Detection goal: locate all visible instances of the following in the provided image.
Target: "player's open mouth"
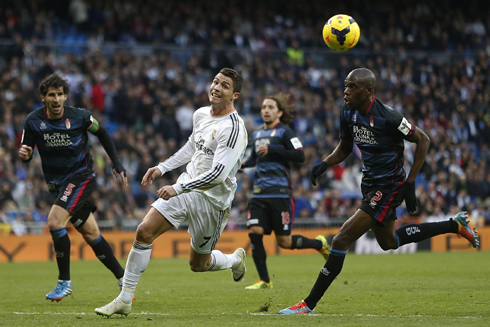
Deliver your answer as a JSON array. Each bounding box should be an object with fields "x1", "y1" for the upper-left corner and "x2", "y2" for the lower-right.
[{"x1": 211, "y1": 92, "x2": 221, "y2": 99}]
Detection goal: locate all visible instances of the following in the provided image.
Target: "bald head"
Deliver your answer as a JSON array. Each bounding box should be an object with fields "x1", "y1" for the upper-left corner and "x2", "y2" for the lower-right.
[
  {"x1": 343, "y1": 68, "x2": 377, "y2": 112},
  {"x1": 348, "y1": 68, "x2": 376, "y2": 93}
]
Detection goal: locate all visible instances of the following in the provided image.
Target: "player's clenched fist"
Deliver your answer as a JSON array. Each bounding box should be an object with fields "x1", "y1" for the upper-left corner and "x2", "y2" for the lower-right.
[{"x1": 19, "y1": 144, "x2": 33, "y2": 161}]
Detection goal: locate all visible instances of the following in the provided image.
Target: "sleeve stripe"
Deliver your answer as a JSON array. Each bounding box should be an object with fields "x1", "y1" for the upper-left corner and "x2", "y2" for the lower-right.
[
  {"x1": 226, "y1": 113, "x2": 239, "y2": 149},
  {"x1": 409, "y1": 124, "x2": 415, "y2": 136},
  {"x1": 183, "y1": 163, "x2": 225, "y2": 190},
  {"x1": 183, "y1": 163, "x2": 224, "y2": 189}
]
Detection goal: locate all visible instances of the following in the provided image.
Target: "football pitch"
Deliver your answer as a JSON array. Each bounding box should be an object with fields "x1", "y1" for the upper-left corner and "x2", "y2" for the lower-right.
[{"x1": 1, "y1": 251, "x2": 489, "y2": 326}]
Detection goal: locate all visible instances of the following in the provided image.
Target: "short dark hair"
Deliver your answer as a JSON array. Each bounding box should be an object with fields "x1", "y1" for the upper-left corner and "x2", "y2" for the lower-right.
[
  {"x1": 38, "y1": 73, "x2": 70, "y2": 96},
  {"x1": 219, "y1": 68, "x2": 243, "y2": 93},
  {"x1": 266, "y1": 92, "x2": 295, "y2": 125}
]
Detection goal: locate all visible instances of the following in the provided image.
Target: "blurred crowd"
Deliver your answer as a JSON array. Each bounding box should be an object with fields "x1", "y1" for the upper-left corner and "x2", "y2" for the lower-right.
[
  {"x1": 1, "y1": 0, "x2": 489, "y2": 52},
  {"x1": 0, "y1": 0, "x2": 490, "y2": 235}
]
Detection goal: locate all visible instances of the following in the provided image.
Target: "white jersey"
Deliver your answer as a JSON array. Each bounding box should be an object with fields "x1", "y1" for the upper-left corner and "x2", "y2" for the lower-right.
[{"x1": 157, "y1": 106, "x2": 248, "y2": 210}]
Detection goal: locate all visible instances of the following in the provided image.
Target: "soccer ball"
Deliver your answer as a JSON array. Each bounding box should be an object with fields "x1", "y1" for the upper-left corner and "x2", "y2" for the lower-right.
[{"x1": 322, "y1": 14, "x2": 360, "y2": 52}]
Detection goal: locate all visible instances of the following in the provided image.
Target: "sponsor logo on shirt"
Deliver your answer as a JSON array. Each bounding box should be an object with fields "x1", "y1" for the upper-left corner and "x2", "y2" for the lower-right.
[
  {"x1": 254, "y1": 138, "x2": 270, "y2": 152},
  {"x1": 195, "y1": 136, "x2": 215, "y2": 155},
  {"x1": 43, "y1": 133, "x2": 74, "y2": 147},
  {"x1": 352, "y1": 125, "x2": 379, "y2": 145}
]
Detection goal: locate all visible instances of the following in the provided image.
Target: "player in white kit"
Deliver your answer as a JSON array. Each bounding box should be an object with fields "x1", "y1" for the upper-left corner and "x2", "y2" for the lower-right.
[{"x1": 95, "y1": 68, "x2": 248, "y2": 317}]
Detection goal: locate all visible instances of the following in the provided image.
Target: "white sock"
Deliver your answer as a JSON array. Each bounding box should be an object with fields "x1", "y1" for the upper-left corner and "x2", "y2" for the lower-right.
[
  {"x1": 118, "y1": 240, "x2": 153, "y2": 303},
  {"x1": 206, "y1": 250, "x2": 238, "y2": 271}
]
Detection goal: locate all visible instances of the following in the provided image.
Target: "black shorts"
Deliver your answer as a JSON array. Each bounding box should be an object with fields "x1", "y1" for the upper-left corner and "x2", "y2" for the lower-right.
[
  {"x1": 246, "y1": 198, "x2": 294, "y2": 236},
  {"x1": 51, "y1": 173, "x2": 97, "y2": 228},
  {"x1": 359, "y1": 182, "x2": 404, "y2": 225}
]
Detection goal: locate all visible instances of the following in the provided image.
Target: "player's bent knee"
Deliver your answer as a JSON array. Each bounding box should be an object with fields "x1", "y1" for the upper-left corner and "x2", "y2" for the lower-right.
[
  {"x1": 378, "y1": 240, "x2": 398, "y2": 251},
  {"x1": 189, "y1": 265, "x2": 206, "y2": 272},
  {"x1": 189, "y1": 262, "x2": 207, "y2": 272},
  {"x1": 249, "y1": 232, "x2": 264, "y2": 246},
  {"x1": 81, "y1": 232, "x2": 99, "y2": 244},
  {"x1": 331, "y1": 233, "x2": 351, "y2": 251},
  {"x1": 47, "y1": 221, "x2": 59, "y2": 231},
  {"x1": 47, "y1": 217, "x2": 66, "y2": 230},
  {"x1": 277, "y1": 242, "x2": 289, "y2": 249},
  {"x1": 276, "y1": 238, "x2": 291, "y2": 249},
  {"x1": 135, "y1": 224, "x2": 155, "y2": 244}
]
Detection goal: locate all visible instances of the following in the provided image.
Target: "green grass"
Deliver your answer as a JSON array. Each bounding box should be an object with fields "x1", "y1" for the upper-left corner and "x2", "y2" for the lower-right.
[{"x1": 1, "y1": 251, "x2": 489, "y2": 326}]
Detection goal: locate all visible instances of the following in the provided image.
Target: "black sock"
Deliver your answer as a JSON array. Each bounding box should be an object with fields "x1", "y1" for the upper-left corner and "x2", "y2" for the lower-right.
[
  {"x1": 249, "y1": 233, "x2": 269, "y2": 283},
  {"x1": 304, "y1": 248, "x2": 347, "y2": 309},
  {"x1": 395, "y1": 219, "x2": 458, "y2": 247},
  {"x1": 50, "y1": 227, "x2": 71, "y2": 280},
  {"x1": 89, "y1": 234, "x2": 125, "y2": 279},
  {"x1": 291, "y1": 235, "x2": 322, "y2": 250}
]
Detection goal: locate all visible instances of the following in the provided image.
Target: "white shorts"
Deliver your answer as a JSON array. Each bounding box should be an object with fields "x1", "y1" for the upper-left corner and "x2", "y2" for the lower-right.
[{"x1": 151, "y1": 173, "x2": 229, "y2": 254}]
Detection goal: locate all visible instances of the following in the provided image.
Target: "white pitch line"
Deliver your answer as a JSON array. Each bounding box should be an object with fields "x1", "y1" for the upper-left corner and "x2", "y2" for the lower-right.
[
  {"x1": 249, "y1": 312, "x2": 483, "y2": 319},
  {"x1": 11, "y1": 312, "x2": 483, "y2": 319},
  {"x1": 12, "y1": 312, "x2": 170, "y2": 316}
]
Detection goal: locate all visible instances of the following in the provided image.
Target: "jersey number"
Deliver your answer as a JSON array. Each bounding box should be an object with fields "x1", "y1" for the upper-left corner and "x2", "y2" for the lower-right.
[
  {"x1": 64, "y1": 183, "x2": 76, "y2": 196},
  {"x1": 199, "y1": 236, "x2": 212, "y2": 248},
  {"x1": 370, "y1": 191, "x2": 383, "y2": 208}
]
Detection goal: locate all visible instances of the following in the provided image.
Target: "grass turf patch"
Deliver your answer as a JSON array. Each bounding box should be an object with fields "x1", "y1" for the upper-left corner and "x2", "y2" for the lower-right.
[{"x1": 1, "y1": 251, "x2": 489, "y2": 326}]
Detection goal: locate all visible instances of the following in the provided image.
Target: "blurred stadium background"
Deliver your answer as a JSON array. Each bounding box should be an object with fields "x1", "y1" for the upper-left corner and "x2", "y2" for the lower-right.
[{"x1": 0, "y1": 0, "x2": 489, "y2": 246}]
